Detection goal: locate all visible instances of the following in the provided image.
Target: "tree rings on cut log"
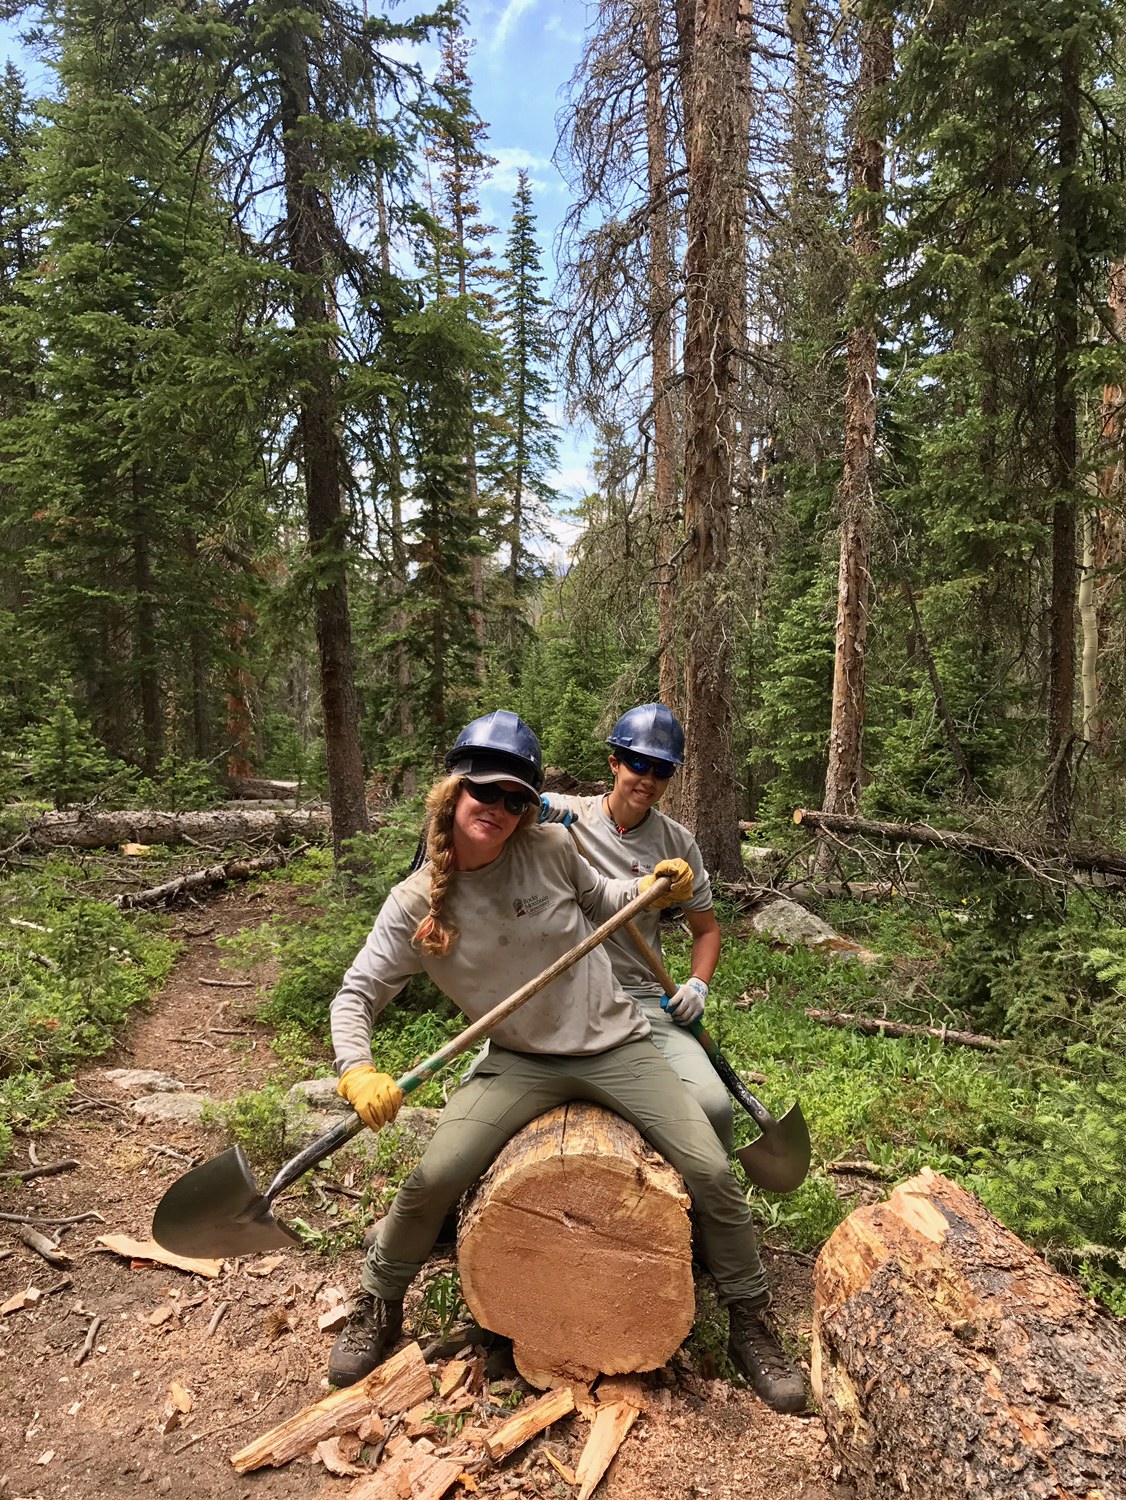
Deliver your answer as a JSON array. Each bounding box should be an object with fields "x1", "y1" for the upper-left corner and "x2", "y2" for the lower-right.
[
  {"x1": 458, "y1": 1102, "x2": 693, "y2": 1389},
  {"x1": 812, "y1": 1167, "x2": 1126, "y2": 1500}
]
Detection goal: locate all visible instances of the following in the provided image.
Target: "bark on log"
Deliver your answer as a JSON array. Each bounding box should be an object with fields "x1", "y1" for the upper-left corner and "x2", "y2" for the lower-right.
[
  {"x1": 812, "y1": 1168, "x2": 1126, "y2": 1500},
  {"x1": 794, "y1": 806, "x2": 1126, "y2": 879},
  {"x1": 15, "y1": 808, "x2": 331, "y2": 852},
  {"x1": 226, "y1": 777, "x2": 301, "y2": 801},
  {"x1": 458, "y1": 1102, "x2": 693, "y2": 1390}
]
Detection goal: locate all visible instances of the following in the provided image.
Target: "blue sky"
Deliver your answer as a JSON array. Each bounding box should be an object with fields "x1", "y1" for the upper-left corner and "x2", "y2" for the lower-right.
[{"x1": 0, "y1": 0, "x2": 593, "y2": 552}]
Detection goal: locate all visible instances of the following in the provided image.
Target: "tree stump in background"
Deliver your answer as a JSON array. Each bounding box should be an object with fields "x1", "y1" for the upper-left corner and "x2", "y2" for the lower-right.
[
  {"x1": 812, "y1": 1167, "x2": 1126, "y2": 1500},
  {"x1": 458, "y1": 1102, "x2": 694, "y2": 1389}
]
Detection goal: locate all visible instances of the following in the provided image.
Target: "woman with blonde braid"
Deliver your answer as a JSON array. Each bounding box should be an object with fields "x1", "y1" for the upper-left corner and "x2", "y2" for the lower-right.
[{"x1": 327, "y1": 711, "x2": 805, "y2": 1415}]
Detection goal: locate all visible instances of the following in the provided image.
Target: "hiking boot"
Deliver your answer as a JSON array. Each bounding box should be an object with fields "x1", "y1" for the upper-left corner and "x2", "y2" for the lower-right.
[
  {"x1": 727, "y1": 1300, "x2": 807, "y2": 1414},
  {"x1": 327, "y1": 1292, "x2": 403, "y2": 1388}
]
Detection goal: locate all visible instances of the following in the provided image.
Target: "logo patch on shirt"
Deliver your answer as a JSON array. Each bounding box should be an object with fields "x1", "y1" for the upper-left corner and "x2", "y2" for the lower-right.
[
  {"x1": 512, "y1": 894, "x2": 549, "y2": 918},
  {"x1": 627, "y1": 860, "x2": 651, "y2": 876}
]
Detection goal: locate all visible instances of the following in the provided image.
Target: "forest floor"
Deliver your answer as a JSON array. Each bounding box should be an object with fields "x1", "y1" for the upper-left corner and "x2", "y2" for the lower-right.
[{"x1": 0, "y1": 880, "x2": 850, "y2": 1500}]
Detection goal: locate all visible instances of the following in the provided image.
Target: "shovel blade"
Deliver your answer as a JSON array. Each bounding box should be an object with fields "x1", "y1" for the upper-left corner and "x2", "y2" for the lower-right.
[
  {"x1": 735, "y1": 1102, "x2": 812, "y2": 1194},
  {"x1": 151, "y1": 1145, "x2": 301, "y2": 1258}
]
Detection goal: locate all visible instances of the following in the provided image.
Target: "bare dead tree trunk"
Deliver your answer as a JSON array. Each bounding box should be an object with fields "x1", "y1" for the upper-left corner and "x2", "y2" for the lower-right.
[
  {"x1": 817, "y1": 14, "x2": 891, "y2": 875},
  {"x1": 645, "y1": 0, "x2": 682, "y2": 734},
  {"x1": 132, "y1": 467, "x2": 163, "y2": 776},
  {"x1": 277, "y1": 27, "x2": 369, "y2": 860},
  {"x1": 671, "y1": 0, "x2": 748, "y2": 879},
  {"x1": 1045, "y1": 36, "x2": 1081, "y2": 840}
]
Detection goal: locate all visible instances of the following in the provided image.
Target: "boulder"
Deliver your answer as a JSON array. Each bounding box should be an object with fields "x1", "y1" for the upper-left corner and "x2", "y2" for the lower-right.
[
  {"x1": 103, "y1": 1068, "x2": 186, "y2": 1094},
  {"x1": 130, "y1": 1092, "x2": 210, "y2": 1126}
]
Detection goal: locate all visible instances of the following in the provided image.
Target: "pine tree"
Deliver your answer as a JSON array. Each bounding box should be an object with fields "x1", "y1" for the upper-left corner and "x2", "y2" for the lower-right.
[{"x1": 492, "y1": 169, "x2": 558, "y2": 678}]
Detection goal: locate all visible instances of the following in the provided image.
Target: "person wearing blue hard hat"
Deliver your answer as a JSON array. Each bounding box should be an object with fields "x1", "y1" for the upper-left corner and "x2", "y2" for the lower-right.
[{"x1": 323, "y1": 709, "x2": 805, "y2": 1416}]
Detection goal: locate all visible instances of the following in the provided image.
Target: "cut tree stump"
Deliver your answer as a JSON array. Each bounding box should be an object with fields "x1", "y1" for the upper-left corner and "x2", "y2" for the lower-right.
[
  {"x1": 812, "y1": 1167, "x2": 1126, "y2": 1500},
  {"x1": 458, "y1": 1101, "x2": 693, "y2": 1389}
]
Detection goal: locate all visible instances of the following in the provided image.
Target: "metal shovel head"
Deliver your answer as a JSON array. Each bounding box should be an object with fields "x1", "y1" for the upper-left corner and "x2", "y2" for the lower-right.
[
  {"x1": 151, "y1": 1145, "x2": 302, "y2": 1259},
  {"x1": 735, "y1": 1102, "x2": 812, "y2": 1194}
]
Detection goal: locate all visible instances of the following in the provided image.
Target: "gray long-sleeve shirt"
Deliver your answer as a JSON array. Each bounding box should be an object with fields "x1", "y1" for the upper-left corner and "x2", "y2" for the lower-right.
[
  {"x1": 540, "y1": 794, "x2": 713, "y2": 1000},
  {"x1": 330, "y1": 824, "x2": 652, "y2": 1075}
]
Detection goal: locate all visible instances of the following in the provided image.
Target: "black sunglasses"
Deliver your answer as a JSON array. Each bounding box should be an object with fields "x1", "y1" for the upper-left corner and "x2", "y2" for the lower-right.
[
  {"x1": 461, "y1": 780, "x2": 534, "y2": 816},
  {"x1": 613, "y1": 751, "x2": 677, "y2": 780}
]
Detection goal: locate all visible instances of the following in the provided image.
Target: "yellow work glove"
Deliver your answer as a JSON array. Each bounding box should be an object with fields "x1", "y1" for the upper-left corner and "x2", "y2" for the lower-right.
[
  {"x1": 336, "y1": 1065, "x2": 404, "y2": 1130},
  {"x1": 639, "y1": 857, "x2": 694, "y2": 908}
]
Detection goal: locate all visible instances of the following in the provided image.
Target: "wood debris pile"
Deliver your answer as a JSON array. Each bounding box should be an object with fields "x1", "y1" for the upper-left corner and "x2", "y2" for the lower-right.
[{"x1": 231, "y1": 1340, "x2": 647, "y2": 1500}]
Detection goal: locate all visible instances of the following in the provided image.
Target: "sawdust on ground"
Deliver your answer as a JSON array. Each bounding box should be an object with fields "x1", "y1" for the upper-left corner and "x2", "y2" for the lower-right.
[{"x1": 0, "y1": 882, "x2": 850, "y2": 1500}]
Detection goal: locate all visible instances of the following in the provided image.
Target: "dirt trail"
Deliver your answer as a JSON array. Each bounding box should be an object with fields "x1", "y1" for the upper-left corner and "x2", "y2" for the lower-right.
[{"x1": 0, "y1": 883, "x2": 847, "y2": 1500}]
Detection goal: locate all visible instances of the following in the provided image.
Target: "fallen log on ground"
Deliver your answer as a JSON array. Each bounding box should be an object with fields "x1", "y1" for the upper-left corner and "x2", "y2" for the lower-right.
[
  {"x1": 812, "y1": 1167, "x2": 1126, "y2": 1499},
  {"x1": 804, "y1": 1007, "x2": 1007, "y2": 1051},
  {"x1": 113, "y1": 849, "x2": 299, "y2": 910},
  {"x1": 225, "y1": 776, "x2": 301, "y2": 801},
  {"x1": 11, "y1": 807, "x2": 331, "y2": 852},
  {"x1": 458, "y1": 1101, "x2": 694, "y2": 1389},
  {"x1": 794, "y1": 806, "x2": 1126, "y2": 880}
]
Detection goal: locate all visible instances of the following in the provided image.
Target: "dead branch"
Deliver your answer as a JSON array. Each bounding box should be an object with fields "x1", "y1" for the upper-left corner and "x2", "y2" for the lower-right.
[
  {"x1": 73, "y1": 1314, "x2": 102, "y2": 1366},
  {"x1": 114, "y1": 847, "x2": 304, "y2": 911},
  {"x1": 6, "y1": 1158, "x2": 79, "y2": 1182},
  {"x1": 0, "y1": 1210, "x2": 104, "y2": 1226},
  {"x1": 793, "y1": 807, "x2": 1126, "y2": 880},
  {"x1": 16, "y1": 1224, "x2": 71, "y2": 1266},
  {"x1": 804, "y1": 1008, "x2": 1007, "y2": 1052}
]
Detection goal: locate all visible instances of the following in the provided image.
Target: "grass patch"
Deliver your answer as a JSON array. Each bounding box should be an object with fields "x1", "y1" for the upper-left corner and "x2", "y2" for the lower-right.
[{"x1": 0, "y1": 863, "x2": 176, "y2": 1164}]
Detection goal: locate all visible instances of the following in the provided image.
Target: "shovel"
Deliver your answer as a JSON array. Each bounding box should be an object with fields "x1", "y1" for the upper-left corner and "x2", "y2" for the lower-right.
[
  {"x1": 568, "y1": 826, "x2": 811, "y2": 1193},
  {"x1": 151, "y1": 876, "x2": 673, "y2": 1259}
]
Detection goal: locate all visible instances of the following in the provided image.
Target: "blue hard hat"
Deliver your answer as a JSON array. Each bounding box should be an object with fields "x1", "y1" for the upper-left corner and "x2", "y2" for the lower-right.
[
  {"x1": 606, "y1": 703, "x2": 685, "y2": 765},
  {"x1": 445, "y1": 710, "x2": 544, "y2": 793}
]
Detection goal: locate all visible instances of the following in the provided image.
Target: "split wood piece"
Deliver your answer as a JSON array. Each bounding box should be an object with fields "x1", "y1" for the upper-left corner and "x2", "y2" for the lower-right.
[
  {"x1": 792, "y1": 806, "x2": 1126, "y2": 880},
  {"x1": 6, "y1": 1157, "x2": 79, "y2": 1182},
  {"x1": 574, "y1": 1401, "x2": 640, "y2": 1500},
  {"x1": 804, "y1": 1008, "x2": 1007, "y2": 1052},
  {"x1": 95, "y1": 1235, "x2": 222, "y2": 1279},
  {"x1": 812, "y1": 1167, "x2": 1126, "y2": 1499},
  {"x1": 404, "y1": 1451, "x2": 464, "y2": 1500},
  {"x1": 437, "y1": 1358, "x2": 470, "y2": 1398},
  {"x1": 459, "y1": 1101, "x2": 693, "y2": 1389},
  {"x1": 483, "y1": 1385, "x2": 575, "y2": 1462},
  {"x1": 16, "y1": 1224, "x2": 70, "y2": 1267},
  {"x1": 114, "y1": 849, "x2": 301, "y2": 911},
  {"x1": 230, "y1": 1340, "x2": 432, "y2": 1472},
  {"x1": 19, "y1": 807, "x2": 331, "y2": 853}
]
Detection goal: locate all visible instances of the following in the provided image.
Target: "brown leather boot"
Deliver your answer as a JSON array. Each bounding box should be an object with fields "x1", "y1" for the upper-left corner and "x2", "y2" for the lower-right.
[
  {"x1": 327, "y1": 1292, "x2": 403, "y2": 1388},
  {"x1": 727, "y1": 1300, "x2": 807, "y2": 1414}
]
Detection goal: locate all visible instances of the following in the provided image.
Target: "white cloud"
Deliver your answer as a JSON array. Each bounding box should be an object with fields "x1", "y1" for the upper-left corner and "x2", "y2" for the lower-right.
[
  {"x1": 490, "y1": 0, "x2": 539, "y2": 52},
  {"x1": 486, "y1": 147, "x2": 558, "y2": 200}
]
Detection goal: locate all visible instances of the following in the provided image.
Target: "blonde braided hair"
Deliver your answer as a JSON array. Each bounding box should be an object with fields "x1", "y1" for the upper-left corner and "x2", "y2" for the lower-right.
[{"x1": 412, "y1": 773, "x2": 537, "y2": 955}]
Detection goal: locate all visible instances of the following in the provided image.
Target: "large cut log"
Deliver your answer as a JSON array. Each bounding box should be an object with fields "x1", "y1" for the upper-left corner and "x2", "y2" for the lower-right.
[
  {"x1": 812, "y1": 1167, "x2": 1126, "y2": 1500},
  {"x1": 14, "y1": 807, "x2": 331, "y2": 851},
  {"x1": 458, "y1": 1102, "x2": 693, "y2": 1389}
]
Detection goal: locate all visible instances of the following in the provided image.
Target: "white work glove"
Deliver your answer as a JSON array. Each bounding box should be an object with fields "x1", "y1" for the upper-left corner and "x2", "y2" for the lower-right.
[{"x1": 665, "y1": 976, "x2": 708, "y2": 1025}]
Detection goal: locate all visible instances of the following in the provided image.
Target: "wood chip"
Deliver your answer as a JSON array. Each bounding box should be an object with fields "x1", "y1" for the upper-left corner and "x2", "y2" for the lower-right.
[
  {"x1": 318, "y1": 1303, "x2": 350, "y2": 1333},
  {"x1": 544, "y1": 1448, "x2": 576, "y2": 1484},
  {"x1": 574, "y1": 1401, "x2": 639, "y2": 1500},
  {"x1": 437, "y1": 1359, "x2": 469, "y2": 1398},
  {"x1": 168, "y1": 1381, "x2": 193, "y2": 1413},
  {"x1": 314, "y1": 1436, "x2": 367, "y2": 1476},
  {"x1": 407, "y1": 1450, "x2": 464, "y2": 1500},
  {"x1": 96, "y1": 1235, "x2": 222, "y2": 1279},
  {"x1": 245, "y1": 1254, "x2": 284, "y2": 1277},
  {"x1": 146, "y1": 1305, "x2": 175, "y2": 1326},
  {"x1": 484, "y1": 1387, "x2": 576, "y2": 1463},
  {"x1": 356, "y1": 1413, "x2": 385, "y2": 1443},
  {"x1": 1, "y1": 1286, "x2": 41, "y2": 1315}
]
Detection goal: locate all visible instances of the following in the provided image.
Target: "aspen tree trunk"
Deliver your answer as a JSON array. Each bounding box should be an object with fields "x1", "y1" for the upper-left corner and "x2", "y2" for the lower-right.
[
  {"x1": 672, "y1": 0, "x2": 748, "y2": 879},
  {"x1": 276, "y1": 27, "x2": 369, "y2": 858},
  {"x1": 645, "y1": 0, "x2": 682, "y2": 738},
  {"x1": 1045, "y1": 37, "x2": 1081, "y2": 840},
  {"x1": 817, "y1": 13, "x2": 891, "y2": 875},
  {"x1": 1093, "y1": 259, "x2": 1126, "y2": 760}
]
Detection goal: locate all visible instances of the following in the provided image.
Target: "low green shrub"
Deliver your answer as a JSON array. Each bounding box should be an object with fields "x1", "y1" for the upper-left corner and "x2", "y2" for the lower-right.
[{"x1": 0, "y1": 871, "x2": 176, "y2": 1162}]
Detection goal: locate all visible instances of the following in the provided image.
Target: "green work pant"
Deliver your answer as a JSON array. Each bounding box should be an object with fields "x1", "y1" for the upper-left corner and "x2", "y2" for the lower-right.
[
  {"x1": 633, "y1": 991, "x2": 735, "y2": 1153},
  {"x1": 362, "y1": 1038, "x2": 767, "y2": 1306}
]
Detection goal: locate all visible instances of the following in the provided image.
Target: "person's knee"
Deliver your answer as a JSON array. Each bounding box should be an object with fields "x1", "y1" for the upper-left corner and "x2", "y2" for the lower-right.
[{"x1": 696, "y1": 1080, "x2": 734, "y2": 1142}]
